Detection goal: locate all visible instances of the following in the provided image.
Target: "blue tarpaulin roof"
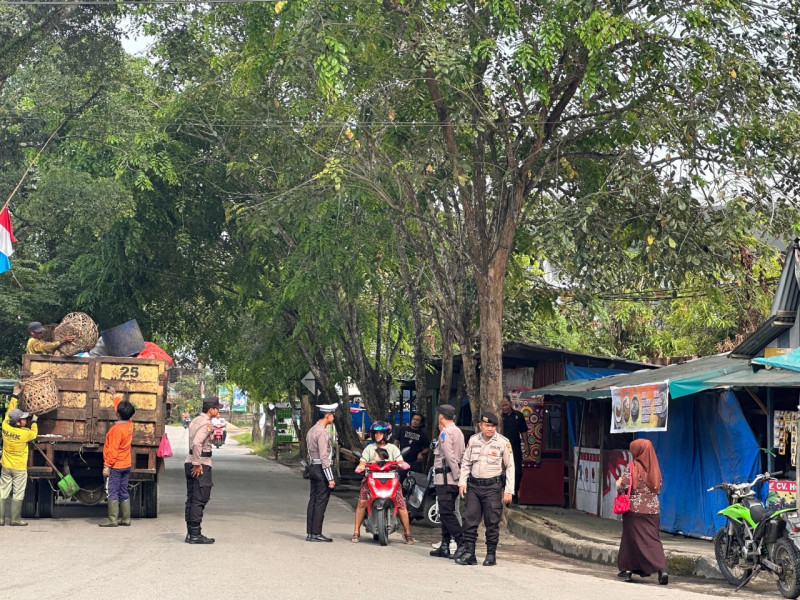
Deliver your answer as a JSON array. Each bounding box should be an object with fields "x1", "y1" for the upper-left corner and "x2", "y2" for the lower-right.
[{"x1": 752, "y1": 348, "x2": 800, "y2": 373}]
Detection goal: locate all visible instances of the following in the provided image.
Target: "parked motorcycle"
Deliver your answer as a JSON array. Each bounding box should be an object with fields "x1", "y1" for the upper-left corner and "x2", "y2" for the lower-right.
[
  {"x1": 212, "y1": 424, "x2": 226, "y2": 448},
  {"x1": 361, "y1": 459, "x2": 406, "y2": 546},
  {"x1": 709, "y1": 471, "x2": 800, "y2": 598},
  {"x1": 402, "y1": 467, "x2": 440, "y2": 528}
]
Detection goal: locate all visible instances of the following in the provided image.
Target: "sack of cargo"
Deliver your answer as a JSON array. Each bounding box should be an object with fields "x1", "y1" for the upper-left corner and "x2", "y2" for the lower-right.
[
  {"x1": 18, "y1": 371, "x2": 60, "y2": 415},
  {"x1": 137, "y1": 341, "x2": 173, "y2": 366},
  {"x1": 54, "y1": 312, "x2": 99, "y2": 356}
]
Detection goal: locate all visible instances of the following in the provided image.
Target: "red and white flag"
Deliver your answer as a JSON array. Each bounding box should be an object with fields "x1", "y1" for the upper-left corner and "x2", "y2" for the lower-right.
[{"x1": 0, "y1": 206, "x2": 17, "y2": 274}]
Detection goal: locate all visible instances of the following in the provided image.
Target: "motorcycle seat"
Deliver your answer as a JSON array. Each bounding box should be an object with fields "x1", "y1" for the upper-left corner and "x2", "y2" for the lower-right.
[{"x1": 749, "y1": 504, "x2": 782, "y2": 523}]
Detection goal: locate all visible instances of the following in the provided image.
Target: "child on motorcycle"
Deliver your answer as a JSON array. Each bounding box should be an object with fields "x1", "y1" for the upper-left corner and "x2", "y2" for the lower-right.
[{"x1": 351, "y1": 422, "x2": 414, "y2": 545}]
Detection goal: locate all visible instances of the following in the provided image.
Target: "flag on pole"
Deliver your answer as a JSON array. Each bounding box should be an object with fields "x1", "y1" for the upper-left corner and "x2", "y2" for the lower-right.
[{"x1": 0, "y1": 206, "x2": 17, "y2": 274}]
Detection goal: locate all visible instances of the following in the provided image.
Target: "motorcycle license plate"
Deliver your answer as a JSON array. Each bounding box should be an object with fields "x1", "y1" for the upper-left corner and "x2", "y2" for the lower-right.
[{"x1": 372, "y1": 473, "x2": 395, "y2": 479}]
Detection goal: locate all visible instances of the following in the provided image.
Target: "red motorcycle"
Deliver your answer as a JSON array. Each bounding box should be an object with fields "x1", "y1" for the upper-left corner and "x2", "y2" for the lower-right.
[{"x1": 363, "y1": 460, "x2": 405, "y2": 546}]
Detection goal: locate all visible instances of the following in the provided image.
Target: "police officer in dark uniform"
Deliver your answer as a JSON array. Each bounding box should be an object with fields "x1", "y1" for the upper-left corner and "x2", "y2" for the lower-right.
[
  {"x1": 456, "y1": 412, "x2": 514, "y2": 566},
  {"x1": 184, "y1": 397, "x2": 220, "y2": 544},
  {"x1": 501, "y1": 394, "x2": 528, "y2": 504},
  {"x1": 429, "y1": 404, "x2": 465, "y2": 559},
  {"x1": 306, "y1": 403, "x2": 337, "y2": 542}
]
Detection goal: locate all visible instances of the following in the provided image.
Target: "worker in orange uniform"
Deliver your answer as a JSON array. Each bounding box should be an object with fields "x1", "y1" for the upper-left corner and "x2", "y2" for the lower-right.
[{"x1": 99, "y1": 387, "x2": 136, "y2": 527}]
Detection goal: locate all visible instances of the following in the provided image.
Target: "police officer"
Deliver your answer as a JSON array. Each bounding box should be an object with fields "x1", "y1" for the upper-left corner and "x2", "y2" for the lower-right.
[
  {"x1": 501, "y1": 394, "x2": 528, "y2": 503},
  {"x1": 306, "y1": 403, "x2": 337, "y2": 542},
  {"x1": 429, "y1": 404, "x2": 465, "y2": 559},
  {"x1": 456, "y1": 412, "x2": 514, "y2": 566},
  {"x1": 184, "y1": 397, "x2": 220, "y2": 544}
]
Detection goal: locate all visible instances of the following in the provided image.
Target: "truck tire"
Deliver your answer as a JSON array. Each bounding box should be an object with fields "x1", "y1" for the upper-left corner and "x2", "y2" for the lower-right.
[
  {"x1": 21, "y1": 477, "x2": 37, "y2": 518},
  {"x1": 38, "y1": 480, "x2": 54, "y2": 518},
  {"x1": 141, "y1": 479, "x2": 158, "y2": 518}
]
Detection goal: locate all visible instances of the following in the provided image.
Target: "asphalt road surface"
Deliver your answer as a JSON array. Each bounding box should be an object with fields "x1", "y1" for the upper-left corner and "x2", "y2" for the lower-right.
[{"x1": 0, "y1": 426, "x2": 789, "y2": 600}]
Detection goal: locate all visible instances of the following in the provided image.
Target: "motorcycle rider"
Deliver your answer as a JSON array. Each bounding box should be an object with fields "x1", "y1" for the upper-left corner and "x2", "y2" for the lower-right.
[
  {"x1": 211, "y1": 414, "x2": 227, "y2": 444},
  {"x1": 351, "y1": 422, "x2": 414, "y2": 544}
]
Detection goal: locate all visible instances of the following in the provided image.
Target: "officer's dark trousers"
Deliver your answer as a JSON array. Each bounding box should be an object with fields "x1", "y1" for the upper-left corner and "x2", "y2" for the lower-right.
[
  {"x1": 462, "y1": 481, "x2": 503, "y2": 545},
  {"x1": 307, "y1": 464, "x2": 332, "y2": 535},
  {"x1": 184, "y1": 464, "x2": 213, "y2": 524},
  {"x1": 435, "y1": 484, "x2": 462, "y2": 542},
  {"x1": 512, "y1": 447, "x2": 522, "y2": 498}
]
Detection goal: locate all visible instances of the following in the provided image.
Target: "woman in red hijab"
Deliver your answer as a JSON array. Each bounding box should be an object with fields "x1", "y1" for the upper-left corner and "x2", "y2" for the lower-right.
[{"x1": 615, "y1": 438, "x2": 668, "y2": 584}]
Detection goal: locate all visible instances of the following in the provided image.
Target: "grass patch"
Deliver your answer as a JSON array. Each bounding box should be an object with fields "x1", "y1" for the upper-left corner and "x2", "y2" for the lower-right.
[{"x1": 233, "y1": 432, "x2": 272, "y2": 458}]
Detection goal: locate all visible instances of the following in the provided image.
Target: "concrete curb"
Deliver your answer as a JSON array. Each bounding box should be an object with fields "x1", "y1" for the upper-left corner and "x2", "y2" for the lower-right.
[{"x1": 506, "y1": 511, "x2": 722, "y2": 580}]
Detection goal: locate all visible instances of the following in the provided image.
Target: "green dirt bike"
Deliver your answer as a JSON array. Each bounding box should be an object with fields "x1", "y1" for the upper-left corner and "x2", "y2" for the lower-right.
[{"x1": 709, "y1": 471, "x2": 800, "y2": 599}]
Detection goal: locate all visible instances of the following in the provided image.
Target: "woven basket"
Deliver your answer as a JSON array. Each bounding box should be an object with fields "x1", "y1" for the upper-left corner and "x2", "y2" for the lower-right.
[
  {"x1": 18, "y1": 372, "x2": 60, "y2": 415},
  {"x1": 54, "y1": 312, "x2": 98, "y2": 356},
  {"x1": 41, "y1": 323, "x2": 58, "y2": 343}
]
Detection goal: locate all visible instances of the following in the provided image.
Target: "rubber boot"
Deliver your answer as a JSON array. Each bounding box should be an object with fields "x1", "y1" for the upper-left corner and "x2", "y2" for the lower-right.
[
  {"x1": 483, "y1": 543, "x2": 497, "y2": 566},
  {"x1": 455, "y1": 542, "x2": 478, "y2": 565},
  {"x1": 430, "y1": 535, "x2": 451, "y2": 558},
  {"x1": 186, "y1": 524, "x2": 215, "y2": 544},
  {"x1": 9, "y1": 499, "x2": 27, "y2": 526},
  {"x1": 98, "y1": 500, "x2": 119, "y2": 527},
  {"x1": 118, "y1": 499, "x2": 131, "y2": 526},
  {"x1": 0, "y1": 498, "x2": 6, "y2": 526}
]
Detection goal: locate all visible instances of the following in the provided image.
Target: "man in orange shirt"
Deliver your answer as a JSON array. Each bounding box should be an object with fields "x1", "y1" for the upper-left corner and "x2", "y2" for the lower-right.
[{"x1": 99, "y1": 388, "x2": 136, "y2": 527}]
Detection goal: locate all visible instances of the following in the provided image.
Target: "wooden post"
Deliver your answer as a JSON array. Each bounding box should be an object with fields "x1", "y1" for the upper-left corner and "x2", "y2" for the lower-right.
[{"x1": 767, "y1": 388, "x2": 774, "y2": 473}]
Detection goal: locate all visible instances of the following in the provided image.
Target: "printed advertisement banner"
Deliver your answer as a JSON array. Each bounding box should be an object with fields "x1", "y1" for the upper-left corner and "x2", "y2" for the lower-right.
[
  {"x1": 610, "y1": 382, "x2": 669, "y2": 433},
  {"x1": 767, "y1": 480, "x2": 797, "y2": 509},
  {"x1": 510, "y1": 392, "x2": 544, "y2": 465},
  {"x1": 232, "y1": 387, "x2": 248, "y2": 412}
]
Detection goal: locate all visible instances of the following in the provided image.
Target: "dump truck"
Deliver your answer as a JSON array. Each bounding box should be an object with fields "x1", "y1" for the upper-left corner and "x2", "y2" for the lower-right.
[{"x1": 11, "y1": 354, "x2": 170, "y2": 518}]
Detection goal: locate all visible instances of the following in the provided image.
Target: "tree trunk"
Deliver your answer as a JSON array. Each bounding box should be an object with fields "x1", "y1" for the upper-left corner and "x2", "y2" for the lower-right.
[
  {"x1": 263, "y1": 403, "x2": 276, "y2": 445},
  {"x1": 252, "y1": 403, "x2": 264, "y2": 443},
  {"x1": 299, "y1": 394, "x2": 313, "y2": 459},
  {"x1": 460, "y1": 345, "x2": 480, "y2": 426},
  {"x1": 438, "y1": 322, "x2": 454, "y2": 407}
]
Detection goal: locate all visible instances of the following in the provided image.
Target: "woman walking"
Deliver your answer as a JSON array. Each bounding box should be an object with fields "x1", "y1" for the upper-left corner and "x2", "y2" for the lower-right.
[{"x1": 616, "y1": 438, "x2": 668, "y2": 585}]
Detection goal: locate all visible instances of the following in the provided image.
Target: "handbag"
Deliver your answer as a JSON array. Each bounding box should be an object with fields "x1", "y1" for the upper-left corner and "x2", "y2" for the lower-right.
[
  {"x1": 612, "y1": 462, "x2": 634, "y2": 515},
  {"x1": 157, "y1": 433, "x2": 173, "y2": 458}
]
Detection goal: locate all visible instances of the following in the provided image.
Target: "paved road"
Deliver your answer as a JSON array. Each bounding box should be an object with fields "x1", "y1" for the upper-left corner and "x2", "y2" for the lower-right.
[{"x1": 0, "y1": 426, "x2": 786, "y2": 599}]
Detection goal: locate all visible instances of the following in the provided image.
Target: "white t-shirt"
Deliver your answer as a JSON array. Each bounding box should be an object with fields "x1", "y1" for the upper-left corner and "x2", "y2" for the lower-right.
[{"x1": 211, "y1": 417, "x2": 226, "y2": 428}]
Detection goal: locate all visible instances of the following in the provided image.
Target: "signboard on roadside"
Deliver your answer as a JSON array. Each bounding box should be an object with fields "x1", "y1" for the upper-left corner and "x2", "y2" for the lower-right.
[
  {"x1": 232, "y1": 387, "x2": 247, "y2": 412},
  {"x1": 610, "y1": 382, "x2": 669, "y2": 433}
]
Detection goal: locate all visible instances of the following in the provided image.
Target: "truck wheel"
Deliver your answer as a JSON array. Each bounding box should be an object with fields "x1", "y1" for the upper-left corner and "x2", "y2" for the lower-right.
[
  {"x1": 38, "y1": 480, "x2": 54, "y2": 518},
  {"x1": 21, "y1": 477, "x2": 37, "y2": 518},
  {"x1": 141, "y1": 479, "x2": 158, "y2": 518}
]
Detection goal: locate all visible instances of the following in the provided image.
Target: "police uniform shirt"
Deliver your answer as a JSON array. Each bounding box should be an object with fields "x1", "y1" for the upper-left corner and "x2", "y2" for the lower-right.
[
  {"x1": 433, "y1": 422, "x2": 465, "y2": 486},
  {"x1": 307, "y1": 422, "x2": 334, "y2": 481},
  {"x1": 459, "y1": 431, "x2": 515, "y2": 496},
  {"x1": 185, "y1": 413, "x2": 213, "y2": 467}
]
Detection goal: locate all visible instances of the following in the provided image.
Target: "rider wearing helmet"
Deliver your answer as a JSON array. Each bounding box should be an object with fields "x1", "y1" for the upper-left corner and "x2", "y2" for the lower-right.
[{"x1": 351, "y1": 421, "x2": 414, "y2": 544}]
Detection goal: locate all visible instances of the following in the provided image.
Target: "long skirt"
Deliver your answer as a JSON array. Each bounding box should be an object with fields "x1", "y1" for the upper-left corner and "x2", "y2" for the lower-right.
[{"x1": 618, "y1": 512, "x2": 667, "y2": 576}]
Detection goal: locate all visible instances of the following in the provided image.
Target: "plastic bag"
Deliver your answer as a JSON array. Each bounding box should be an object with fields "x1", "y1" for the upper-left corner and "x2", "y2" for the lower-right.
[{"x1": 157, "y1": 433, "x2": 173, "y2": 458}]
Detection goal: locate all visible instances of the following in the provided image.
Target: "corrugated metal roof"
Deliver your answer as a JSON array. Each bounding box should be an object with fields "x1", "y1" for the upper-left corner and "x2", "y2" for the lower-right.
[
  {"x1": 730, "y1": 311, "x2": 796, "y2": 358},
  {"x1": 0, "y1": 379, "x2": 15, "y2": 395},
  {"x1": 770, "y1": 241, "x2": 800, "y2": 315},
  {"x1": 705, "y1": 367, "x2": 800, "y2": 388},
  {"x1": 531, "y1": 354, "x2": 751, "y2": 399}
]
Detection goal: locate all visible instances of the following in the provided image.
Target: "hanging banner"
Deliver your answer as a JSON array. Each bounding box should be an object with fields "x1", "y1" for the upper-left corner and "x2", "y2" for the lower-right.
[
  {"x1": 511, "y1": 392, "x2": 544, "y2": 466},
  {"x1": 610, "y1": 382, "x2": 669, "y2": 433},
  {"x1": 232, "y1": 387, "x2": 248, "y2": 412}
]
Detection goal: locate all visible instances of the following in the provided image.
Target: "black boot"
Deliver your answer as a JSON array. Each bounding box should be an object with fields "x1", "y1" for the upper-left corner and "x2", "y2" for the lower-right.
[
  {"x1": 430, "y1": 536, "x2": 451, "y2": 558},
  {"x1": 658, "y1": 570, "x2": 668, "y2": 585},
  {"x1": 451, "y1": 538, "x2": 467, "y2": 560},
  {"x1": 185, "y1": 524, "x2": 215, "y2": 544},
  {"x1": 455, "y1": 542, "x2": 477, "y2": 565},
  {"x1": 483, "y1": 543, "x2": 497, "y2": 566}
]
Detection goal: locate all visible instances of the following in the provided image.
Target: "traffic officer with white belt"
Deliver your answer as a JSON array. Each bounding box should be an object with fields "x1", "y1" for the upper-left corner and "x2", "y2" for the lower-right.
[
  {"x1": 306, "y1": 403, "x2": 337, "y2": 542},
  {"x1": 456, "y1": 412, "x2": 514, "y2": 566},
  {"x1": 429, "y1": 404, "x2": 465, "y2": 559}
]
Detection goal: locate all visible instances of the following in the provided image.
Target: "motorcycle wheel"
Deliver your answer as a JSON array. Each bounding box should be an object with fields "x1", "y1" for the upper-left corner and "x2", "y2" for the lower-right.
[
  {"x1": 714, "y1": 527, "x2": 753, "y2": 587},
  {"x1": 213, "y1": 438, "x2": 223, "y2": 448},
  {"x1": 377, "y1": 509, "x2": 389, "y2": 546},
  {"x1": 773, "y1": 537, "x2": 800, "y2": 599},
  {"x1": 422, "y1": 496, "x2": 440, "y2": 528}
]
